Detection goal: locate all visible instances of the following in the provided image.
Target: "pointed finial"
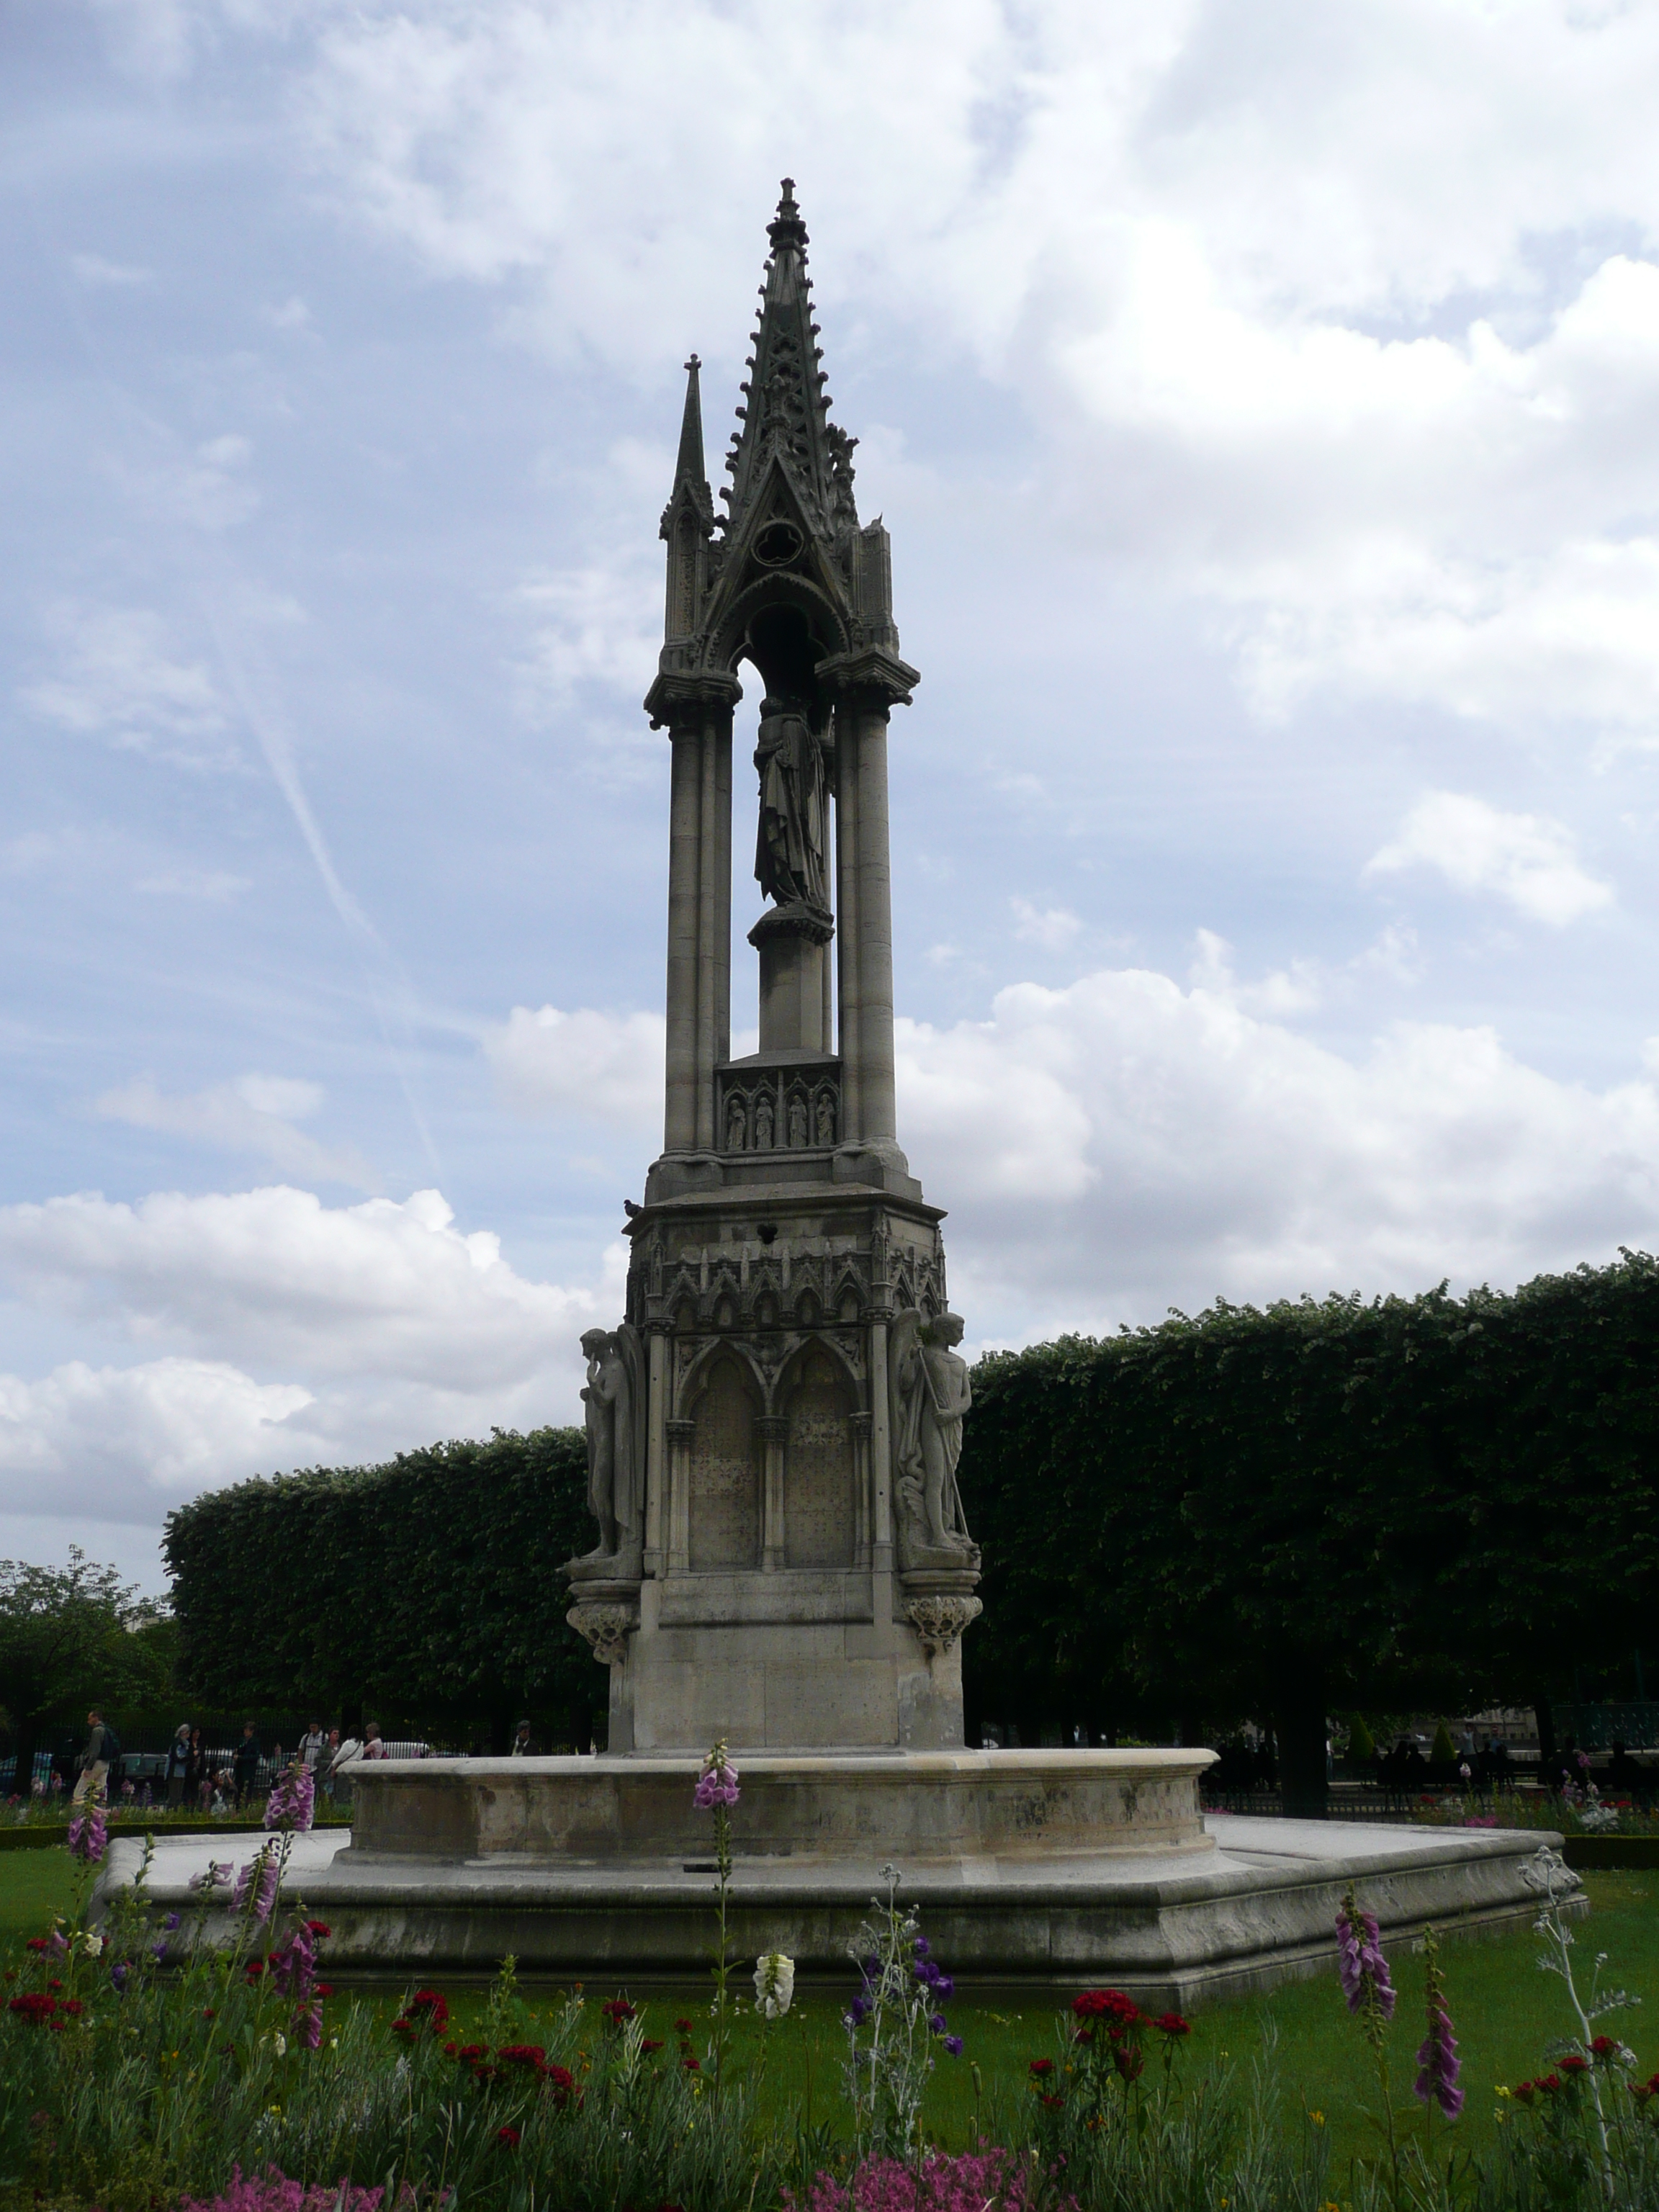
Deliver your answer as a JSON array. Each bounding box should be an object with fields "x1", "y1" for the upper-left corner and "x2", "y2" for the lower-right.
[
  {"x1": 673, "y1": 351, "x2": 707, "y2": 492},
  {"x1": 768, "y1": 177, "x2": 809, "y2": 256}
]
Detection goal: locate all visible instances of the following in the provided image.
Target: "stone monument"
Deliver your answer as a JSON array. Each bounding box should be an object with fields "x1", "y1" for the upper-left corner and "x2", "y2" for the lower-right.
[
  {"x1": 97, "y1": 185, "x2": 1575, "y2": 1998},
  {"x1": 563, "y1": 178, "x2": 981, "y2": 1757}
]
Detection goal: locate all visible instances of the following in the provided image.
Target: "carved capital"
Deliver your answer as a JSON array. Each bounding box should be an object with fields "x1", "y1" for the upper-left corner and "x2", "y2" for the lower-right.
[
  {"x1": 567, "y1": 1599, "x2": 639, "y2": 1667},
  {"x1": 848, "y1": 1411, "x2": 873, "y2": 1438},
  {"x1": 747, "y1": 899, "x2": 835, "y2": 950},
  {"x1": 904, "y1": 1593, "x2": 982, "y2": 1658},
  {"x1": 755, "y1": 1414, "x2": 789, "y2": 1444},
  {"x1": 816, "y1": 647, "x2": 920, "y2": 711},
  {"x1": 665, "y1": 1418, "x2": 697, "y2": 1443},
  {"x1": 644, "y1": 669, "x2": 744, "y2": 732}
]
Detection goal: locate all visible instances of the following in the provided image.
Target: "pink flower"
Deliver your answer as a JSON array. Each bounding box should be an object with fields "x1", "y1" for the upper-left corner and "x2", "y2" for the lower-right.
[
  {"x1": 264, "y1": 1761, "x2": 315, "y2": 1835},
  {"x1": 233, "y1": 1852, "x2": 281, "y2": 1924}
]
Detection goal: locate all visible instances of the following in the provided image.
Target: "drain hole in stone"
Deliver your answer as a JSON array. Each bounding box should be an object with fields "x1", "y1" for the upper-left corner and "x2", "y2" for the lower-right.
[{"x1": 682, "y1": 1861, "x2": 719, "y2": 1873}]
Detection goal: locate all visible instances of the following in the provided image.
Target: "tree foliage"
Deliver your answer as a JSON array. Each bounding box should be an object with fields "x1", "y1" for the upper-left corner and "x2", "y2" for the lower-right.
[
  {"x1": 0, "y1": 1548, "x2": 164, "y2": 1791},
  {"x1": 163, "y1": 1426, "x2": 599, "y2": 1750},
  {"x1": 958, "y1": 1252, "x2": 1659, "y2": 1808}
]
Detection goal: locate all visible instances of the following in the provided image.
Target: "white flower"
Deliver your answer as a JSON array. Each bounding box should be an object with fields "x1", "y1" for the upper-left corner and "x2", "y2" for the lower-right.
[
  {"x1": 266, "y1": 2031, "x2": 287, "y2": 2057},
  {"x1": 754, "y1": 1951, "x2": 796, "y2": 2020}
]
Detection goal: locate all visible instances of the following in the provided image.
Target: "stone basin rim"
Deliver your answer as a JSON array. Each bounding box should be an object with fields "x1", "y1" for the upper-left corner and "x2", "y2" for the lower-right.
[{"x1": 349, "y1": 1749, "x2": 1218, "y2": 1777}]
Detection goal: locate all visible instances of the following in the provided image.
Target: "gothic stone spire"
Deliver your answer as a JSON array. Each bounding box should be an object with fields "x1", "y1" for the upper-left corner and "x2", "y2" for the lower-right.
[{"x1": 721, "y1": 179, "x2": 858, "y2": 542}]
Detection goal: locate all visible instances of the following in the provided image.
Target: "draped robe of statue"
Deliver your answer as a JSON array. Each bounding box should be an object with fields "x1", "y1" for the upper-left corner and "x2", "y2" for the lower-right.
[
  {"x1": 891, "y1": 1310, "x2": 979, "y2": 1568},
  {"x1": 754, "y1": 701, "x2": 828, "y2": 910}
]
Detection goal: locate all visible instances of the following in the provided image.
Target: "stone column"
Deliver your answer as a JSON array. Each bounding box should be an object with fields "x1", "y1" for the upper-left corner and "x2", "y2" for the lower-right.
[
  {"x1": 833, "y1": 701, "x2": 862, "y2": 1136},
  {"x1": 868, "y1": 1318, "x2": 893, "y2": 1573},
  {"x1": 643, "y1": 1331, "x2": 667, "y2": 1575},
  {"x1": 850, "y1": 1408, "x2": 873, "y2": 1566},
  {"x1": 646, "y1": 673, "x2": 741, "y2": 1156},
  {"x1": 853, "y1": 700, "x2": 896, "y2": 1145},
  {"x1": 757, "y1": 1414, "x2": 788, "y2": 1572},
  {"x1": 665, "y1": 1417, "x2": 695, "y2": 1574},
  {"x1": 820, "y1": 652, "x2": 917, "y2": 1148},
  {"x1": 664, "y1": 727, "x2": 701, "y2": 1153}
]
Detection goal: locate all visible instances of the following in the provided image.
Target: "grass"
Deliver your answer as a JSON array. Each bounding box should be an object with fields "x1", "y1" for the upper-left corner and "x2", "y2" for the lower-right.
[{"x1": 3, "y1": 1850, "x2": 1651, "y2": 2175}]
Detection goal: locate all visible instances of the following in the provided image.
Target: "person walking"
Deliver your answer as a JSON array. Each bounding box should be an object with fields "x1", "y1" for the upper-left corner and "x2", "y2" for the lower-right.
[
  {"x1": 327, "y1": 1727, "x2": 363, "y2": 1808},
  {"x1": 232, "y1": 1721, "x2": 261, "y2": 1808},
  {"x1": 73, "y1": 1709, "x2": 112, "y2": 1804},
  {"x1": 166, "y1": 1723, "x2": 192, "y2": 1808}
]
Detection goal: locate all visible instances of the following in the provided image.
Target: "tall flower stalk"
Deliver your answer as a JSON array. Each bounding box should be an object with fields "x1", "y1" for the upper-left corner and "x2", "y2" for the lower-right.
[
  {"x1": 1413, "y1": 1926, "x2": 1463, "y2": 2134},
  {"x1": 694, "y1": 1738, "x2": 739, "y2": 2096},
  {"x1": 1337, "y1": 1884, "x2": 1401, "y2": 2200}
]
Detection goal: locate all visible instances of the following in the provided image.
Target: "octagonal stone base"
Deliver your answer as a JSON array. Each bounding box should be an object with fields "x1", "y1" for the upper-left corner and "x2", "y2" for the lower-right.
[{"x1": 91, "y1": 1750, "x2": 1579, "y2": 2010}]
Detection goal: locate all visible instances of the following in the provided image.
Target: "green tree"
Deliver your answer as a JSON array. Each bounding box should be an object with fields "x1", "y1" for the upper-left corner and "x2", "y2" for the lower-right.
[{"x1": 0, "y1": 1550, "x2": 161, "y2": 1798}]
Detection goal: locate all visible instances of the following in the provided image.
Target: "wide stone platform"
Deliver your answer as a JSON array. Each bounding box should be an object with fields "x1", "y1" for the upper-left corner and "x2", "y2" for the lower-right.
[{"x1": 91, "y1": 1750, "x2": 1575, "y2": 2010}]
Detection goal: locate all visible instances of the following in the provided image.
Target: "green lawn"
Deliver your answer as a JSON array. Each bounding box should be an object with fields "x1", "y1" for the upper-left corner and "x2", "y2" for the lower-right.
[{"x1": 4, "y1": 1848, "x2": 1651, "y2": 2173}]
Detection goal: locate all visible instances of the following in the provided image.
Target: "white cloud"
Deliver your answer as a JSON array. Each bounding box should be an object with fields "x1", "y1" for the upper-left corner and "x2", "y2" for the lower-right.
[
  {"x1": 1011, "y1": 898, "x2": 1082, "y2": 952},
  {"x1": 286, "y1": 0, "x2": 1659, "y2": 742},
  {"x1": 70, "y1": 251, "x2": 153, "y2": 287},
  {"x1": 513, "y1": 559, "x2": 661, "y2": 714},
  {"x1": 96, "y1": 1074, "x2": 377, "y2": 1190},
  {"x1": 134, "y1": 868, "x2": 251, "y2": 900},
  {"x1": 1366, "y1": 791, "x2": 1612, "y2": 925},
  {"x1": 0, "y1": 1359, "x2": 313, "y2": 1506},
  {"x1": 485, "y1": 1005, "x2": 665, "y2": 1130},
  {"x1": 0, "y1": 1184, "x2": 616, "y2": 1522},
  {"x1": 896, "y1": 960, "x2": 1659, "y2": 1331},
  {"x1": 20, "y1": 606, "x2": 237, "y2": 770}
]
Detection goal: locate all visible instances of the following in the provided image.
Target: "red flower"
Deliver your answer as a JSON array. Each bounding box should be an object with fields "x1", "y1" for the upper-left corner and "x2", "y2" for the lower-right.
[
  {"x1": 1513, "y1": 2081, "x2": 1537, "y2": 2105},
  {"x1": 63, "y1": 2000, "x2": 84, "y2": 2018},
  {"x1": 1112, "y1": 2041, "x2": 1145, "y2": 2082},
  {"x1": 674, "y1": 2017, "x2": 693, "y2": 2033},
  {"x1": 601, "y1": 1997, "x2": 637, "y2": 2023},
  {"x1": 547, "y1": 2062, "x2": 577, "y2": 2109},
  {"x1": 1039, "y1": 2093, "x2": 1064, "y2": 2113},
  {"x1": 306, "y1": 1921, "x2": 332, "y2": 1938},
  {"x1": 1029, "y1": 2059, "x2": 1055, "y2": 2077},
  {"x1": 495, "y1": 2126, "x2": 521, "y2": 2149},
  {"x1": 1154, "y1": 2012, "x2": 1191, "y2": 2038},
  {"x1": 1562, "y1": 2056, "x2": 1590, "y2": 2077},
  {"x1": 455, "y1": 2042, "x2": 488, "y2": 2064},
  {"x1": 442, "y1": 2041, "x2": 457, "y2": 2057},
  {"x1": 245, "y1": 1961, "x2": 265, "y2": 1979},
  {"x1": 498, "y1": 2044, "x2": 547, "y2": 2072},
  {"x1": 315, "y1": 1983, "x2": 333, "y2": 1998},
  {"x1": 1072, "y1": 1990, "x2": 1142, "y2": 2026},
  {"x1": 410, "y1": 1989, "x2": 450, "y2": 2028},
  {"x1": 682, "y1": 2054, "x2": 701, "y2": 2072},
  {"x1": 642, "y1": 2038, "x2": 665, "y2": 2054},
  {"x1": 48, "y1": 1980, "x2": 63, "y2": 1992},
  {"x1": 1542, "y1": 2073, "x2": 1564, "y2": 2093},
  {"x1": 1591, "y1": 2036, "x2": 1619, "y2": 2061},
  {"x1": 25, "y1": 1938, "x2": 49, "y2": 1955},
  {"x1": 1632, "y1": 2072, "x2": 1659, "y2": 2105},
  {"x1": 1073, "y1": 2026, "x2": 1094, "y2": 2046},
  {"x1": 202, "y1": 2008, "x2": 217, "y2": 2020},
  {"x1": 8, "y1": 1994, "x2": 57, "y2": 2022}
]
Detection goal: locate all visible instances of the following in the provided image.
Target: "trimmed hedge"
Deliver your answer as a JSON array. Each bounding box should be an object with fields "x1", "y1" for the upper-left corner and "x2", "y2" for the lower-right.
[
  {"x1": 958, "y1": 1251, "x2": 1659, "y2": 1807},
  {"x1": 163, "y1": 1426, "x2": 598, "y2": 1752}
]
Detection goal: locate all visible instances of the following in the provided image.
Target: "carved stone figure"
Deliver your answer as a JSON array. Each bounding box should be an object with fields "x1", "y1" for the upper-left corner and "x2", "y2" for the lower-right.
[
  {"x1": 572, "y1": 1327, "x2": 642, "y2": 1569},
  {"x1": 815, "y1": 1094, "x2": 835, "y2": 1146},
  {"x1": 726, "y1": 1095, "x2": 747, "y2": 1151},
  {"x1": 891, "y1": 1310, "x2": 979, "y2": 1569},
  {"x1": 754, "y1": 698, "x2": 828, "y2": 909},
  {"x1": 754, "y1": 1093, "x2": 775, "y2": 1148},
  {"x1": 788, "y1": 1096, "x2": 809, "y2": 1147}
]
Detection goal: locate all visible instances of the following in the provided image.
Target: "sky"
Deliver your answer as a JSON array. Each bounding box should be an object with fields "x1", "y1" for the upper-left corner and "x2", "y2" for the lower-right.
[{"x1": 4, "y1": 0, "x2": 1659, "y2": 1592}]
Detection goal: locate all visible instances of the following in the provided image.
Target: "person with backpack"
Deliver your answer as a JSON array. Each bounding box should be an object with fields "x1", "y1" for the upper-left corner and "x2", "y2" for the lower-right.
[{"x1": 73, "y1": 1709, "x2": 118, "y2": 1802}]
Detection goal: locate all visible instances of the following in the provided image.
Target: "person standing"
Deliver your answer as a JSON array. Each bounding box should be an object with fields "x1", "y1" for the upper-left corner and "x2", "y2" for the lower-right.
[
  {"x1": 166, "y1": 1724, "x2": 192, "y2": 1808},
  {"x1": 509, "y1": 1719, "x2": 539, "y2": 1756},
  {"x1": 73, "y1": 1709, "x2": 112, "y2": 1804},
  {"x1": 232, "y1": 1721, "x2": 261, "y2": 1807},
  {"x1": 361, "y1": 1722, "x2": 390, "y2": 1761},
  {"x1": 298, "y1": 1719, "x2": 327, "y2": 1778},
  {"x1": 327, "y1": 1727, "x2": 362, "y2": 1807}
]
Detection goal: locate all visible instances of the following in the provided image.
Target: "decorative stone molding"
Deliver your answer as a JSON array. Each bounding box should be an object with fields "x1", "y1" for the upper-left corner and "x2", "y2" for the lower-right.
[
  {"x1": 567, "y1": 1600, "x2": 639, "y2": 1667},
  {"x1": 904, "y1": 1593, "x2": 982, "y2": 1658}
]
